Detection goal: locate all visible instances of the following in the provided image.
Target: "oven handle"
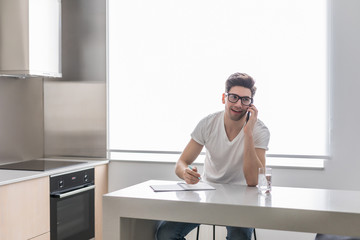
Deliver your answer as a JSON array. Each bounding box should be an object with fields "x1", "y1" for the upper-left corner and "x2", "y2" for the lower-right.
[{"x1": 51, "y1": 185, "x2": 95, "y2": 199}]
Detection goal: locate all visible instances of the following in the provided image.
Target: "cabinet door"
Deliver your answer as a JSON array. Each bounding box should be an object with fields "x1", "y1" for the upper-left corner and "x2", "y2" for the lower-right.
[
  {"x1": 0, "y1": 177, "x2": 50, "y2": 240},
  {"x1": 95, "y1": 164, "x2": 108, "y2": 240}
]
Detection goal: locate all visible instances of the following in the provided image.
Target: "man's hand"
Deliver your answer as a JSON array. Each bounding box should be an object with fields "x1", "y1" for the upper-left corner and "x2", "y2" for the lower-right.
[
  {"x1": 244, "y1": 104, "x2": 258, "y2": 136},
  {"x1": 183, "y1": 165, "x2": 201, "y2": 184},
  {"x1": 175, "y1": 139, "x2": 204, "y2": 184}
]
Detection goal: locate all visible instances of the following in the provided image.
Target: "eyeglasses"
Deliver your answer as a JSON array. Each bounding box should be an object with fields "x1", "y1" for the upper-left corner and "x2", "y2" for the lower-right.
[{"x1": 225, "y1": 93, "x2": 253, "y2": 106}]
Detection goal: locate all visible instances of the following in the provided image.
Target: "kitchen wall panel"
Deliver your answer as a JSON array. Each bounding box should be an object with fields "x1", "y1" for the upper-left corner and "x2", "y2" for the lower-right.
[
  {"x1": 43, "y1": 0, "x2": 106, "y2": 158},
  {"x1": 44, "y1": 80, "x2": 106, "y2": 157},
  {"x1": 0, "y1": 77, "x2": 43, "y2": 163},
  {"x1": 61, "y1": 0, "x2": 106, "y2": 82}
]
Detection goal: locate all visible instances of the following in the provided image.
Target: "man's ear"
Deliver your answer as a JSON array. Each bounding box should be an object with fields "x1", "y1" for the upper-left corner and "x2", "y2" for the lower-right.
[{"x1": 222, "y1": 93, "x2": 226, "y2": 104}]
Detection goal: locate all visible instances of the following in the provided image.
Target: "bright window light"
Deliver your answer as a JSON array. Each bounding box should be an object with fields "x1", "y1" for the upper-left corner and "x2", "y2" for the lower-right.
[{"x1": 108, "y1": 0, "x2": 328, "y2": 166}]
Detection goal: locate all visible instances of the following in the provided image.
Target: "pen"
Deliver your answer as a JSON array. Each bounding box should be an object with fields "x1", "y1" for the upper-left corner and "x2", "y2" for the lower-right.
[{"x1": 188, "y1": 165, "x2": 201, "y2": 180}]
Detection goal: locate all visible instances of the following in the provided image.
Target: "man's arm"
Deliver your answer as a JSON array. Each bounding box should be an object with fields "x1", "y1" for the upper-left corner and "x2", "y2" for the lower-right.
[
  {"x1": 243, "y1": 105, "x2": 266, "y2": 186},
  {"x1": 243, "y1": 146, "x2": 266, "y2": 186},
  {"x1": 175, "y1": 139, "x2": 204, "y2": 184}
]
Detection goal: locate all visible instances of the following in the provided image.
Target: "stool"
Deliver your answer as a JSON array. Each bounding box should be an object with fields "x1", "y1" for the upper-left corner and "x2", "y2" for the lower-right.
[{"x1": 195, "y1": 225, "x2": 257, "y2": 240}]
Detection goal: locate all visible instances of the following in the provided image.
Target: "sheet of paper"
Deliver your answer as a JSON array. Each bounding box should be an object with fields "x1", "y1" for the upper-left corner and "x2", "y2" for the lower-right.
[
  {"x1": 150, "y1": 184, "x2": 184, "y2": 192},
  {"x1": 178, "y1": 182, "x2": 215, "y2": 191},
  {"x1": 150, "y1": 182, "x2": 215, "y2": 192}
]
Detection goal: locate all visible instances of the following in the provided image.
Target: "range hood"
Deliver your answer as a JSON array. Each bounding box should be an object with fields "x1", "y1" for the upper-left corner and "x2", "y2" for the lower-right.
[{"x1": 0, "y1": 0, "x2": 62, "y2": 78}]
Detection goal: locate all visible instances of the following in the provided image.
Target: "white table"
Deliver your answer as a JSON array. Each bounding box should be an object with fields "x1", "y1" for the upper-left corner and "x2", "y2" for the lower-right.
[{"x1": 103, "y1": 180, "x2": 360, "y2": 239}]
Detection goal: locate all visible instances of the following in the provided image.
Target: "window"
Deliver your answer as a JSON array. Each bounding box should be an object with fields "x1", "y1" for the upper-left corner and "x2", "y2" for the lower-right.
[{"x1": 108, "y1": 0, "x2": 328, "y2": 168}]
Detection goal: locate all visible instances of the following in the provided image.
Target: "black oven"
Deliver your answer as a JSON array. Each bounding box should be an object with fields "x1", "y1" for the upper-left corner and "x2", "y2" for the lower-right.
[{"x1": 50, "y1": 168, "x2": 95, "y2": 240}]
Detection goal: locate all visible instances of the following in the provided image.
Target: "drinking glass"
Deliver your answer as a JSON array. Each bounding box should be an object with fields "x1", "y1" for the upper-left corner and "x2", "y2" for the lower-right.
[{"x1": 258, "y1": 167, "x2": 272, "y2": 194}]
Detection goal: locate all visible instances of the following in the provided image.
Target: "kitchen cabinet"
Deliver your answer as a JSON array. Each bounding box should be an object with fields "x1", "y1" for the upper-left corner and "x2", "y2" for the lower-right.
[
  {"x1": 30, "y1": 232, "x2": 50, "y2": 240},
  {"x1": 0, "y1": 177, "x2": 50, "y2": 240},
  {"x1": 95, "y1": 164, "x2": 109, "y2": 240}
]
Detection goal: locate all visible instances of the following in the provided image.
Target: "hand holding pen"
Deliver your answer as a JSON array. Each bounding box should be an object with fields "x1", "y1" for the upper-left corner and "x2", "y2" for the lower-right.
[{"x1": 184, "y1": 165, "x2": 201, "y2": 184}]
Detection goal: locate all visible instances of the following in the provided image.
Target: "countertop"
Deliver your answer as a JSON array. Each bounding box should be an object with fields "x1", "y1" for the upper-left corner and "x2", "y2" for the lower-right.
[{"x1": 0, "y1": 158, "x2": 109, "y2": 186}]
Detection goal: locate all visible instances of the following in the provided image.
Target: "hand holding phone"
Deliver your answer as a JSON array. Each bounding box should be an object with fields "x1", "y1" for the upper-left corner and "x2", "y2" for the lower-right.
[
  {"x1": 244, "y1": 104, "x2": 258, "y2": 132},
  {"x1": 246, "y1": 103, "x2": 252, "y2": 123}
]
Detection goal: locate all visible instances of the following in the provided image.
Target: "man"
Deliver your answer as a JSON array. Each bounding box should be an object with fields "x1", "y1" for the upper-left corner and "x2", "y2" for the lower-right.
[{"x1": 156, "y1": 72, "x2": 270, "y2": 240}]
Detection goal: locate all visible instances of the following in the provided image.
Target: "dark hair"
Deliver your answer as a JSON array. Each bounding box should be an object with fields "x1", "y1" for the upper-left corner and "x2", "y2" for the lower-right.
[{"x1": 225, "y1": 72, "x2": 257, "y2": 97}]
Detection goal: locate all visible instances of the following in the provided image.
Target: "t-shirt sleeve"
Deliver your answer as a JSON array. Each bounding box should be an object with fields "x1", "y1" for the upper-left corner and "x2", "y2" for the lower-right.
[
  {"x1": 254, "y1": 122, "x2": 270, "y2": 151},
  {"x1": 191, "y1": 117, "x2": 208, "y2": 146}
]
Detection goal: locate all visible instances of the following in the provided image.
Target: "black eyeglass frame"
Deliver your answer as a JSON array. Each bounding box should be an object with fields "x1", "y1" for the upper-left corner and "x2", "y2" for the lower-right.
[{"x1": 225, "y1": 93, "x2": 253, "y2": 106}]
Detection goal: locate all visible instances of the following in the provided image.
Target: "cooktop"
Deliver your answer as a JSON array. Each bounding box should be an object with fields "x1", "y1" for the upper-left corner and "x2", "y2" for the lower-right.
[{"x1": 0, "y1": 160, "x2": 87, "y2": 171}]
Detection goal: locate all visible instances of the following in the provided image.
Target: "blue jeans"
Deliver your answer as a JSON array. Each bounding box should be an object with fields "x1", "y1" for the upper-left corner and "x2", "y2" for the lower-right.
[{"x1": 155, "y1": 221, "x2": 254, "y2": 240}]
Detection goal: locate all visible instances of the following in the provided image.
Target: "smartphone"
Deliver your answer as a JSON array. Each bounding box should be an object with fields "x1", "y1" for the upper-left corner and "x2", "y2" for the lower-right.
[
  {"x1": 246, "y1": 104, "x2": 252, "y2": 123},
  {"x1": 246, "y1": 111, "x2": 251, "y2": 122}
]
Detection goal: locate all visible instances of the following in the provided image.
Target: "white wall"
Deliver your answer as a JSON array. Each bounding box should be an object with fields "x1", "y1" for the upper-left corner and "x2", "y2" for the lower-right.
[
  {"x1": 108, "y1": 1, "x2": 360, "y2": 239},
  {"x1": 274, "y1": 0, "x2": 360, "y2": 191}
]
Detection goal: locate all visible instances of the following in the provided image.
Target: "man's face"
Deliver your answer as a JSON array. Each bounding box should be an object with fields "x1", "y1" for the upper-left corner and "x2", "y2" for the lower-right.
[{"x1": 223, "y1": 86, "x2": 252, "y2": 122}]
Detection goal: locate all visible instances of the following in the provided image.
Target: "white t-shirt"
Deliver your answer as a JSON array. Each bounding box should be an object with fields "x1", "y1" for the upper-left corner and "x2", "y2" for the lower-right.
[{"x1": 191, "y1": 111, "x2": 270, "y2": 185}]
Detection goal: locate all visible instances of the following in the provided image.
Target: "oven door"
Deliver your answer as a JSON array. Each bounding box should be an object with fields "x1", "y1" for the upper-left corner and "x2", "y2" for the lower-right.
[{"x1": 50, "y1": 185, "x2": 95, "y2": 240}]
